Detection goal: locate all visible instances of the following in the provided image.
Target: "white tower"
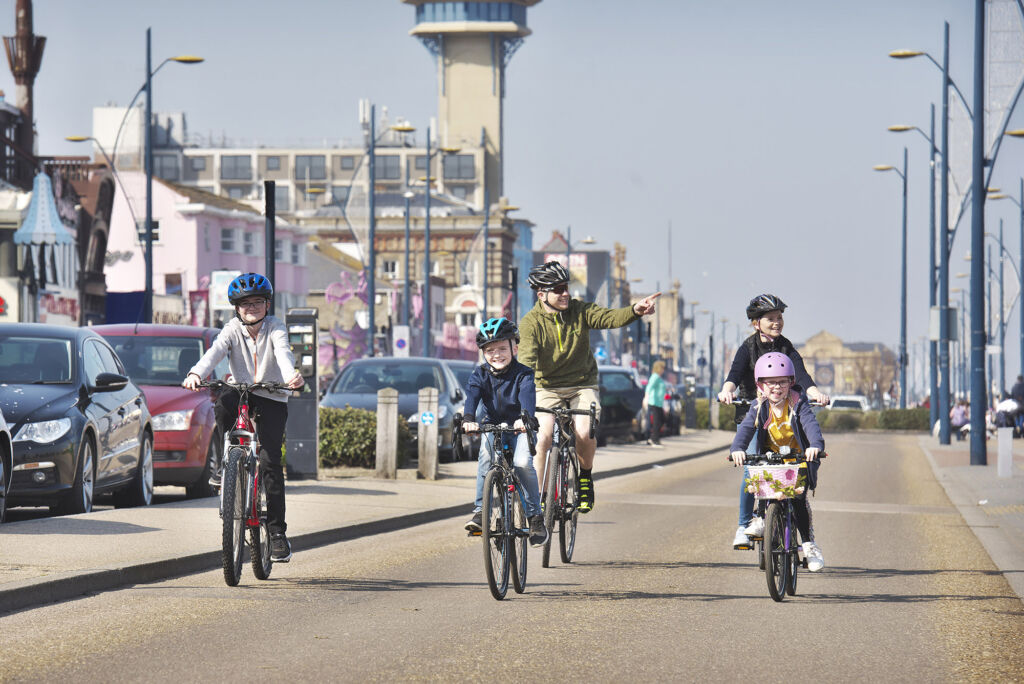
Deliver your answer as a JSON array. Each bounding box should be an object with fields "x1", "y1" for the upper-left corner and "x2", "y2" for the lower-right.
[{"x1": 403, "y1": 1, "x2": 540, "y2": 205}]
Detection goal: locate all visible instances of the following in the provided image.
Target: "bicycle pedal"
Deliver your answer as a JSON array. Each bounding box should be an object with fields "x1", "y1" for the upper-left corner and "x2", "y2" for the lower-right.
[
  {"x1": 733, "y1": 543, "x2": 753, "y2": 550},
  {"x1": 749, "y1": 535, "x2": 763, "y2": 541},
  {"x1": 467, "y1": 530, "x2": 481, "y2": 537}
]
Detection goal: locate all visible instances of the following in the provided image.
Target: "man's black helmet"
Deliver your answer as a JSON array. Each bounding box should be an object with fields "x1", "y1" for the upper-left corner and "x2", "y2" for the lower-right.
[
  {"x1": 476, "y1": 317, "x2": 520, "y2": 348},
  {"x1": 746, "y1": 293, "x2": 787, "y2": 320},
  {"x1": 527, "y1": 261, "x2": 570, "y2": 290}
]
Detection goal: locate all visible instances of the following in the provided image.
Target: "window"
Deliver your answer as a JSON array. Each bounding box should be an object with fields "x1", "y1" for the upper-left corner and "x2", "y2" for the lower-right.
[
  {"x1": 190, "y1": 157, "x2": 207, "y2": 172},
  {"x1": 274, "y1": 184, "x2": 290, "y2": 213},
  {"x1": 266, "y1": 156, "x2": 281, "y2": 171},
  {"x1": 165, "y1": 273, "x2": 182, "y2": 295},
  {"x1": 457, "y1": 312, "x2": 475, "y2": 326},
  {"x1": 374, "y1": 155, "x2": 400, "y2": 180},
  {"x1": 295, "y1": 155, "x2": 326, "y2": 181},
  {"x1": 291, "y1": 241, "x2": 301, "y2": 264},
  {"x1": 443, "y1": 154, "x2": 475, "y2": 180},
  {"x1": 226, "y1": 186, "x2": 248, "y2": 199},
  {"x1": 340, "y1": 156, "x2": 356, "y2": 170},
  {"x1": 450, "y1": 185, "x2": 468, "y2": 200},
  {"x1": 414, "y1": 155, "x2": 427, "y2": 170},
  {"x1": 275, "y1": 239, "x2": 285, "y2": 262},
  {"x1": 221, "y1": 228, "x2": 237, "y2": 252},
  {"x1": 382, "y1": 260, "x2": 398, "y2": 279},
  {"x1": 221, "y1": 155, "x2": 252, "y2": 180},
  {"x1": 154, "y1": 155, "x2": 179, "y2": 181},
  {"x1": 243, "y1": 232, "x2": 258, "y2": 256},
  {"x1": 83, "y1": 341, "x2": 105, "y2": 385},
  {"x1": 330, "y1": 185, "x2": 350, "y2": 206}
]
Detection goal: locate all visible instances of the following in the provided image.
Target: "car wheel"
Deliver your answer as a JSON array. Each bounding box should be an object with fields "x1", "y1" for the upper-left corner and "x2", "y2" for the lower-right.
[
  {"x1": 187, "y1": 429, "x2": 220, "y2": 499},
  {"x1": 59, "y1": 436, "x2": 95, "y2": 515},
  {"x1": 116, "y1": 433, "x2": 154, "y2": 508}
]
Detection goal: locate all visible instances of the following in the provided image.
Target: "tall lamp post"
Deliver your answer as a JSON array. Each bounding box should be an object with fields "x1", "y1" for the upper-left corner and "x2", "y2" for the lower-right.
[
  {"x1": 874, "y1": 146, "x2": 909, "y2": 408},
  {"x1": 403, "y1": 190, "x2": 414, "y2": 326},
  {"x1": 699, "y1": 309, "x2": 715, "y2": 430},
  {"x1": 142, "y1": 28, "x2": 203, "y2": 323},
  {"x1": 889, "y1": 106, "x2": 938, "y2": 418},
  {"x1": 989, "y1": 178, "x2": 1024, "y2": 380},
  {"x1": 890, "y1": 22, "x2": 969, "y2": 443}
]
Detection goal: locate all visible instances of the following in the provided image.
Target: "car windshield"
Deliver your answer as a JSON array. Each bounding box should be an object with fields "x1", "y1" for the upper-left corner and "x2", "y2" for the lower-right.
[
  {"x1": 0, "y1": 336, "x2": 73, "y2": 384},
  {"x1": 450, "y1": 365, "x2": 473, "y2": 390},
  {"x1": 104, "y1": 336, "x2": 205, "y2": 386},
  {"x1": 332, "y1": 362, "x2": 445, "y2": 395},
  {"x1": 600, "y1": 372, "x2": 635, "y2": 392}
]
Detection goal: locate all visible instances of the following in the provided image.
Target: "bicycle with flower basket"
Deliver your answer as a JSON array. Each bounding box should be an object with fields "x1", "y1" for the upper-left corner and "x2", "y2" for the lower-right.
[{"x1": 743, "y1": 448, "x2": 825, "y2": 602}]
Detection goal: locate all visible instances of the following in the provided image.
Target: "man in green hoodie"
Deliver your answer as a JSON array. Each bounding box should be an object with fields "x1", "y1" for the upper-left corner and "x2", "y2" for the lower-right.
[{"x1": 518, "y1": 261, "x2": 660, "y2": 513}]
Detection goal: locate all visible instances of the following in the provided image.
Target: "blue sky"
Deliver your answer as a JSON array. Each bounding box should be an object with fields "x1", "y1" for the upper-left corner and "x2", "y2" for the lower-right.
[{"x1": 11, "y1": 0, "x2": 1024, "y2": 387}]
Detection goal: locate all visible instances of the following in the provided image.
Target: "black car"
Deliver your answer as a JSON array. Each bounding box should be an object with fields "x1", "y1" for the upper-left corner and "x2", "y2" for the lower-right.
[
  {"x1": 0, "y1": 408, "x2": 12, "y2": 523},
  {"x1": 596, "y1": 365, "x2": 645, "y2": 446},
  {"x1": 0, "y1": 324, "x2": 153, "y2": 514},
  {"x1": 321, "y1": 357, "x2": 468, "y2": 461}
]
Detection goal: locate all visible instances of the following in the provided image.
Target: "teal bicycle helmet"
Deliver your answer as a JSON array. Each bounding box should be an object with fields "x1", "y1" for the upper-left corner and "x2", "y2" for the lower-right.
[{"x1": 476, "y1": 317, "x2": 519, "y2": 348}]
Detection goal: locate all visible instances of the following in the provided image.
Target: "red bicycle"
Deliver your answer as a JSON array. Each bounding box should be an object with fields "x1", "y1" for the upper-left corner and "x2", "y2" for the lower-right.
[{"x1": 201, "y1": 380, "x2": 289, "y2": 586}]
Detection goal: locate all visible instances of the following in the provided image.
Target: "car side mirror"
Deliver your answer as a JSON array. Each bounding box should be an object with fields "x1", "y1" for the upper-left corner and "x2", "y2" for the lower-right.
[
  {"x1": 453, "y1": 387, "x2": 464, "y2": 402},
  {"x1": 93, "y1": 372, "x2": 129, "y2": 393}
]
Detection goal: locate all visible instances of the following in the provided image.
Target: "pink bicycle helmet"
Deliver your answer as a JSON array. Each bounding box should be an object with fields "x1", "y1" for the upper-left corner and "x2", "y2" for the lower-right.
[{"x1": 754, "y1": 352, "x2": 795, "y2": 382}]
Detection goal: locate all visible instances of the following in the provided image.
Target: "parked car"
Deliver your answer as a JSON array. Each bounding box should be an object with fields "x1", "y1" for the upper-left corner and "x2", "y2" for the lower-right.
[
  {"x1": 596, "y1": 365, "x2": 644, "y2": 446},
  {"x1": 0, "y1": 408, "x2": 12, "y2": 523},
  {"x1": 830, "y1": 395, "x2": 871, "y2": 411},
  {"x1": 322, "y1": 357, "x2": 468, "y2": 462},
  {"x1": 442, "y1": 359, "x2": 481, "y2": 455},
  {"x1": 95, "y1": 324, "x2": 228, "y2": 498},
  {"x1": 0, "y1": 323, "x2": 153, "y2": 514}
]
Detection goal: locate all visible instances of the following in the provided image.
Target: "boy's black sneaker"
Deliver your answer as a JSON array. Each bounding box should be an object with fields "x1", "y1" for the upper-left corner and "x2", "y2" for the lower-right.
[
  {"x1": 578, "y1": 475, "x2": 594, "y2": 513},
  {"x1": 270, "y1": 533, "x2": 292, "y2": 563},
  {"x1": 528, "y1": 515, "x2": 548, "y2": 547},
  {"x1": 464, "y1": 510, "x2": 482, "y2": 533}
]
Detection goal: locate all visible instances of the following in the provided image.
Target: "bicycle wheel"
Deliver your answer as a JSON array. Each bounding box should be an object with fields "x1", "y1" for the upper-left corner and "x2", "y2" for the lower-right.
[
  {"x1": 785, "y1": 508, "x2": 799, "y2": 596},
  {"x1": 559, "y1": 447, "x2": 580, "y2": 563},
  {"x1": 511, "y1": 486, "x2": 528, "y2": 594},
  {"x1": 250, "y1": 468, "x2": 273, "y2": 580},
  {"x1": 481, "y1": 469, "x2": 510, "y2": 600},
  {"x1": 764, "y1": 501, "x2": 788, "y2": 602},
  {"x1": 542, "y1": 445, "x2": 559, "y2": 568},
  {"x1": 221, "y1": 447, "x2": 246, "y2": 587}
]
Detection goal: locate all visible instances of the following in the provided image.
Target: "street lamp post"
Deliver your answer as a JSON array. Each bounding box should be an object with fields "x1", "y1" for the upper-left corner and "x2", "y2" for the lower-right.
[
  {"x1": 138, "y1": 28, "x2": 202, "y2": 324},
  {"x1": 403, "y1": 190, "x2": 414, "y2": 326},
  {"x1": 699, "y1": 309, "x2": 715, "y2": 431},
  {"x1": 424, "y1": 125, "x2": 432, "y2": 357},
  {"x1": 367, "y1": 104, "x2": 377, "y2": 356},
  {"x1": 969, "y1": 0, "x2": 986, "y2": 465},
  {"x1": 989, "y1": 178, "x2": 1024, "y2": 379},
  {"x1": 889, "y1": 105, "x2": 938, "y2": 418},
  {"x1": 874, "y1": 146, "x2": 909, "y2": 409}
]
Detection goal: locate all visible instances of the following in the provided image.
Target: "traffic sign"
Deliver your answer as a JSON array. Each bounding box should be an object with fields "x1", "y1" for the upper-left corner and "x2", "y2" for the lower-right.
[{"x1": 420, "y1": 411, "x2": 435, "y2": 425}]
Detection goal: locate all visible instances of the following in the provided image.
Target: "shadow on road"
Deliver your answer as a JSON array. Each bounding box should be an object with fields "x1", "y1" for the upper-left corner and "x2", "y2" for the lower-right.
[
  {"x1": 1, "y1": 519, "x2": 159, "y2": 535},
  {"x1": 285, "y1": 485, "x2": 398, "y2": 497}
]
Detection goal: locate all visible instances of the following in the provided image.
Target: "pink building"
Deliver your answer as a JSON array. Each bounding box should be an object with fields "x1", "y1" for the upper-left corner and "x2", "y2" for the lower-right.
[{"x1": 106, "y1": 172, "x2": 307, "y2": 323}]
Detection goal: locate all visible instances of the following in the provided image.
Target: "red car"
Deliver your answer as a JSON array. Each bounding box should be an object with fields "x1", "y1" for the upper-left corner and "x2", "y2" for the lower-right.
[{"x1": 95, "y1": 324, "x2": 227, "y2": 498}]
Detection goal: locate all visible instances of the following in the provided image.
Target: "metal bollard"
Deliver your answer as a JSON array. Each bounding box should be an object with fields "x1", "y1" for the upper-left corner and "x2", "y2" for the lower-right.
[
  {"x1": 997, "y1": 426, "x2": 1014, "y2": 478},
  {"x1": 376, "y1": 388, "x2": 399, "y2": 479},
  {"x1": 418, "y1": 387, "x2": 439, "y2": 480}
]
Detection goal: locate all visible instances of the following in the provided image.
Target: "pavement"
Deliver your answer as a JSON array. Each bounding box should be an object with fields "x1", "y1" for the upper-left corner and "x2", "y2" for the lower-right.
[{"x1": 2, "y1": 427, "x2": 1022, "y2": 615}]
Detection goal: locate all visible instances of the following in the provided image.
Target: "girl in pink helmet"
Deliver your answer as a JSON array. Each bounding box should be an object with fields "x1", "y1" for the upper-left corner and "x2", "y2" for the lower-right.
[{"x1": 729, "y1": 352, "x2": 826, "y2": 571}]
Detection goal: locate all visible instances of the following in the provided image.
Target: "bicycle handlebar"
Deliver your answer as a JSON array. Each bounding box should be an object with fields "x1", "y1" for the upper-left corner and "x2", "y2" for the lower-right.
[
  {"x1": 453, "y1": 411, "x2": 538, "y2": 456},
  {"x1": 197, "y1": 379, "x2": 291, "y2": 394},
  {"x1": 536, "y1": 402, "x2": 598, "y2": 440},
  {"x1": 726, "y1": 450, "x2": 828, "y2": 463}
]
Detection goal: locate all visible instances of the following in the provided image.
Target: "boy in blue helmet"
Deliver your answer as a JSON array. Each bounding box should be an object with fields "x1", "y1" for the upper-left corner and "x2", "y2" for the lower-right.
[
  {"x1": 183, "y1": 272, "x2": 304, "y2": 563},
  {"x1": 462, "y1": 317, "x2": 547, "y2": 548}
]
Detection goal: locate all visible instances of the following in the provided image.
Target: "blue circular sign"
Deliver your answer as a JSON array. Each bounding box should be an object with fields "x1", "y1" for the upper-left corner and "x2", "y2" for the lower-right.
[
  {"x1": 421, "y1": 411, "x2": 435, "y2": 425},
  {"x1": 396, "y1": 339, "x2": 407, "y2": 349}
]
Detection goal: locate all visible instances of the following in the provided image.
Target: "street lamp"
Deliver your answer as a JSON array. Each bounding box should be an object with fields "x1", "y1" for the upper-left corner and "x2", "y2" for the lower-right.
[
  {"x1": 698, "y1": 309, "x2": 715, "y2": 431},
  {"x1": 889, "y1": 109, "x2": 939, "y2": 420},
  {"x1": 874, "y1": 147, "x2": 909, "y2": 408},
  {"x1": 141, "y1": 29, "x2": 203, "y2": 324},
  {"x1": 402, "y1": 190, "x2": 414, "y2": 326},
  {"x1": 989, "y1": 180, "x2": 1024, "y2": 382}
]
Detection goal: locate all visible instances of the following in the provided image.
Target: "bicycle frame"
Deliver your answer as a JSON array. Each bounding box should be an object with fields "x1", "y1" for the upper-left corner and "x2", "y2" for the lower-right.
[{"x1": 225, "y1": 402, "x2": 262, "y2": 530}]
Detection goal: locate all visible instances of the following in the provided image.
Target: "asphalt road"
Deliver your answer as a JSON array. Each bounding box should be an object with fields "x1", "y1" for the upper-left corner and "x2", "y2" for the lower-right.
[{"x1": 3, "y1": 433, "x2": 1022, "y2": 682}]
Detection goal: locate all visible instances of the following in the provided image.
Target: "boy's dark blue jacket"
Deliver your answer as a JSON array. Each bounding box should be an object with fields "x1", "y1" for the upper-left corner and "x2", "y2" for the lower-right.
[{"x1": 463, "y1": 360, "x2": 536, "y2": 425}]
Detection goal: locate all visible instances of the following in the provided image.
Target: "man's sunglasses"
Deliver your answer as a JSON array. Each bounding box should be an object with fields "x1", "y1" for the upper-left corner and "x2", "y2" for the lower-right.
[{"x1": 543, "y1": 284, "x2": 569, "y2": 295}]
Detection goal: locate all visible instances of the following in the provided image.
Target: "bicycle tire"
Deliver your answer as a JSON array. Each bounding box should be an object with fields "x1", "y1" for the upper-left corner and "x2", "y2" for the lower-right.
[
  {"x1": 559, "y1": 447, "x2": 580, "y2": 563},
  {"x1": 541, "y1": 444, "x2": 559, "y2": 568},
  {"x1": 481, "y1": 469, "x2": 510, "y2": 600},
  {"x1": 511, "y1": 486, "x2": 528, "y2": 594},
  {"x1": 764, "y1": 502, "x2": 787, "y2": 602},
  {"x1": 221, "y1": 447, "x2": 246, "y2": 587},
  {"x1": 786, "y1": 507, "x2": 799, "y2": 596},
  {"x1": 250, "y1": 469, "x2": 273, "y2": 580}
]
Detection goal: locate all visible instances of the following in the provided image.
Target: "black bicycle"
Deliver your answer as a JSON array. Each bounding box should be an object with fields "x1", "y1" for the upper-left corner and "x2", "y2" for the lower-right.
[
  {"x1": 734, "y1": 450, "x2": 825, "y2": 602},
  {"x1": 536, "y1": 403, "x2": 596, "y2": 568},
  {"x1": 200, "y1": 379, "x2": 290, "y2": 587},
  {"x1": 454, "y1": 412, "x2": 537, "y2": 600}
]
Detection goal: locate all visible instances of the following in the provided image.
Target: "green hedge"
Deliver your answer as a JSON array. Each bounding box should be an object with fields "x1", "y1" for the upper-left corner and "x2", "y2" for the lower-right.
[
  {"x1": 319, "y1": 406, "x2": 412, "y2": 468},
  {"x1": 815, "y1": 407, "x2": 925, "y2": 432},
  {"x1": 877, "y1": 408, "x2": 930, "y2": 430}
]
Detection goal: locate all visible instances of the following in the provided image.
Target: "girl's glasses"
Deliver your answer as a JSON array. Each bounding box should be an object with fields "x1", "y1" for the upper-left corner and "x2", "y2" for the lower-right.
[
  {"x1": 544, "y1": 284, "x2": 568, "y2": 295},
  {"x1": 760, "y1": 379, "x2": 792, "y2": 388},
  {"x1": 237, "y1": 300, "x2": 266, "y2": 310}
]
